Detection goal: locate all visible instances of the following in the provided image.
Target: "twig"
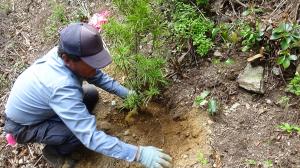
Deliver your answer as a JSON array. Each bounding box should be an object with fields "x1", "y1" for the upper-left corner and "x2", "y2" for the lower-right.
[
  {"x1": 33, "y1": 155, "x2": 43, "y2": 167},
  {"x1": 188, "y1": 0, "x2": 210, "y2": 21},
  {"x1": 0, "y1": 24, "x2": 25, "y2": 52},
  {"x1": 270, "y1": 0, "x2": 288, "y2": 17},
  {"x1": 233, "y1": 0, "x2": 248, "y2": 8},
  {"x1": 229, "y1": 0, "x2": 238, "y2": 17},
  {"x1": 188, "y1": 39, "x2": 198, "y2": 66},
  {"x1": 278, "y1": 66, "x2": 286, "y2": 85},
  {"x1": 27, "y1": 145, "x2": 34, "y2": 158}
]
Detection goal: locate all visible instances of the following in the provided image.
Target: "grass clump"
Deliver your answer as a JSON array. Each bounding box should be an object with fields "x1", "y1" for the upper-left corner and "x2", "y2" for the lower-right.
[{"x1": 44, "y1": 1, "x2": 69, "y2": 39}]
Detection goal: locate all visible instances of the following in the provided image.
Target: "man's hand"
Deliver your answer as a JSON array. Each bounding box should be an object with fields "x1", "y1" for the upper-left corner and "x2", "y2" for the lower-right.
[{"x1": 137, "y1": 146, "x2": 172, "y2": 168}]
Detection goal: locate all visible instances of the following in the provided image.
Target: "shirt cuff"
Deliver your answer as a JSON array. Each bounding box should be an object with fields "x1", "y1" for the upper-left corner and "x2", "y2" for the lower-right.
[
  {"x1": 121, "y1": 142, "x2": 138, "y2": 162},
  {"x1": 116, "y1": 86, "x2": 129, "y2": 99}
]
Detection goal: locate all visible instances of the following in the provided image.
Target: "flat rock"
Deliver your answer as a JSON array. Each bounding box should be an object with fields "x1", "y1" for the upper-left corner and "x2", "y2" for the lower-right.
[{"x1": 237, "y1": 63, "x2": 265, "y2": 94}]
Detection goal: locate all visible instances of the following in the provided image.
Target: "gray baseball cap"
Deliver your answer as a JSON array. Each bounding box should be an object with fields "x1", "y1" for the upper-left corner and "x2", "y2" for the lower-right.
[{"x1": 59, "y1": 23, "x2": 112, "y2": 69}]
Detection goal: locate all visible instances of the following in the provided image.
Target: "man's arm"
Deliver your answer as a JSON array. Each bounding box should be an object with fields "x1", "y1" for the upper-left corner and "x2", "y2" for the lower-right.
[
  {"x1": 49, "y1": 84, "x2": 138, "y2": 161},
  {"x1": 86, "y1": 69, "x2": 129, "y2": 98}
]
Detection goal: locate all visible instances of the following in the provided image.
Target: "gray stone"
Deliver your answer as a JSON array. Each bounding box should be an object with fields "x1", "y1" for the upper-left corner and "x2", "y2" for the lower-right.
[
  {"x1": 272, "y1": 67, "x2": 280, "y2": 76},
  {"x1": 237, "y1": 64, "x2": 265, "y2": 94},
  {"x1": 213, "y1": 50, "x2": 222, "y2": 57}
]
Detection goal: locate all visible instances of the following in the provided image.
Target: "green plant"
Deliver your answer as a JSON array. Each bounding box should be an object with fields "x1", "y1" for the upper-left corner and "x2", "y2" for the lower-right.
[
  {"x1": 239, "y1": 22, "x2": 264, "y2": 52},
  {"x1": 196, "y1": 0, "x2": 209, "y2": 6},
  {"x1": 0, "y1": 2, "x2": 11, "y2": 14},
  {"x1": 271, "y1": 23, "x2": 300, "y2": 50},
  {"x1": 224, "y1": 58, "x2": 235, "y2": 65},
  {"x1": 212, "y1": 23, "x2": 231, "y2": 42},
  {"x1": 277, "y1": 96, "x2": 290, "y2": 109},
  {"x1": 194, "y1": 90, "x2": 210, "y2": 106},
  {"x1": 45, "y1": 1, "x2": 69, "y2": 38},
  {"x1": 278, "y1": 123, "x2": 300, "y2": 134},
  {"x1": 197, "y1": 152, "x2": 208, "y2": 165},
  {"x1": 103, "y1": 0, "x2": 168, "y2": 110},
  {"x1": 245, "y1": 159, "x2": 257, "y2": 166},
  {"x1": 264, "y1": 160, "x2": 273, "y2": 167},
  {"x1": 287, "y1": 72, "x2": 300, "y2": 96},
  {"x1": 277, "y1": 50, "x2": 298, "y2": 69},
  {"x1": 172, "y1": 1, "x2": 214, "y2": 56},
  {"x1": 212, "y1": 58, "x2": 221, "y2": 65},
  {"x1": 242, "y1": 7, "x2": 263, "y2": 16},
  {"x1": 208, "y1": 98, "x2": 218, "y2": 115}
]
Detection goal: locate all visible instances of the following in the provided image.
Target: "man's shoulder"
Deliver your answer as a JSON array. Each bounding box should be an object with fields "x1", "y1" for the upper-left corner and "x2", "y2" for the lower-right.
[{"x1": 28, "y1": 47, "x2": 81, "y2": 89}]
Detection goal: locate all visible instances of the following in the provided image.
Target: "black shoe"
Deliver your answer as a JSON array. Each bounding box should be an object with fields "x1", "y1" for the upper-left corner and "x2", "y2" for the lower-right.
[{"x1": 42, "y1": 146, "x2": 65, "y2": 168}]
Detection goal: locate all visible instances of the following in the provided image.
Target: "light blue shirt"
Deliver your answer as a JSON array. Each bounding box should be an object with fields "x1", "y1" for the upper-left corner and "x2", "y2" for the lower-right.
[{"x1": 5, "y1": 47, "x2": 138, "y2": 162}]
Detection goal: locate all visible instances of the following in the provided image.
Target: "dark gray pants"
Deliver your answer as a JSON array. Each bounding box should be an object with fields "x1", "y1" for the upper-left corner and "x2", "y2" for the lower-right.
[{"x1": 4, "y1": 85, "x2": 99, "y2": 155}]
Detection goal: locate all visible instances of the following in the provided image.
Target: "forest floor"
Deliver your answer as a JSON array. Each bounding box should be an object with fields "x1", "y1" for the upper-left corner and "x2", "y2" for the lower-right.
[{"x1": 0, "y1": 0, "x2": 300, "y2": 168}]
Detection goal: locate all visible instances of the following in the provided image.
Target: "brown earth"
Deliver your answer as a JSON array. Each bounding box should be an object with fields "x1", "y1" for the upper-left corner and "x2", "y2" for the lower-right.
[{"x1": 75, "y1": 94, "x2": 211, "y2": 168}]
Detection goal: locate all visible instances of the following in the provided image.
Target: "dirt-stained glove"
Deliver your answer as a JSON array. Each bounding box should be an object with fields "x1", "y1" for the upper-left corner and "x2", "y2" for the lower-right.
[{"x1": 137, "y1": 146, "x2": 172, "y2": 168}]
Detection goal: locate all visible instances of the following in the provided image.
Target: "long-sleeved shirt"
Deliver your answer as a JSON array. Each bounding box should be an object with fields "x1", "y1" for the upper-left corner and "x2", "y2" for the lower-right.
[{"x1": 5, "y1": 47, "x2": 138, "y2": 162}]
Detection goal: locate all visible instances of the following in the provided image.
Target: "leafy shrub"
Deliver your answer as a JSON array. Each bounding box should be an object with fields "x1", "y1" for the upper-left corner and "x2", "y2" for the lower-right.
[
  {"x1": 271, "y1": 23, "x2": 300, "y2": 50},
  {"x1": 287, "y1": 72, "x2": 300, "y2": 96},
  {"x1": 277, "y1": 50, "x2": 297, "y2": 69},
  {"x1": 238, "y1": 22, "x2": 264, "y2": 52},
  {"x1": 172, "y1": 1, "x2": 214, "y2": 56}
]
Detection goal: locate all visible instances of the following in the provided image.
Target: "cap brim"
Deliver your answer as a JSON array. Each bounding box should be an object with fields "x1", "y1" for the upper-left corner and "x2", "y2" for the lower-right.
[{"x1": 81, "y1": 48, "x2": 112, "y2": 69}]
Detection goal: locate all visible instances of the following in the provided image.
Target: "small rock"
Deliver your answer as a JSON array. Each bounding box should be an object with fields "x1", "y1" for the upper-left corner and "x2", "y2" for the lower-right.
[
  {"x1": 266, "y1": 99, "x2": 272, "y2": 104},
  {"x1": 272, "y1": 67, "x2": 280, "y2": 76},
  {"x1": 90, "y1": 2, "x2": 95, "y2": 8},
  {"x1": 213, "y1": 163, "x2": 217, "y2": 167},
  {"x1": 230, "y1": 102, "x2": 240, "y2": 111},
  {"x1": 207, "y1": 120, "x2": 214, "y2": 125},
  {"x1": 19, "y1": 159, "x2": 23, "y2": 164},
  {"x1": 99, "y1": 121, "x2": 112, "y2": 131},
  {"x1": 213, "y1": 50, "x2": 222, "y2": 57},
  {"x1": 111, "y1": 100, "x2": 116, "y2": 106},
  {"x1": 124, "y1": 130, "x2": 130, "y2": 136},
  {"x1": 258, "y1": 108, "x2": 266, "y2": 115},
  {"x1": 185, "y1": 132, "x2": 190, "y2": 137},
  {"x1": 12, "y1": 149, "x2": 18, "y2": 154},
  {"x1": 182, "y1": 154, "x2": 188, "y2": 159},
  {"x1": 245, "y1": 103, "x2": 250, "y2": 109},
  {"x1": 237, "y1": 63, "x2": 265, "y2": 94}
]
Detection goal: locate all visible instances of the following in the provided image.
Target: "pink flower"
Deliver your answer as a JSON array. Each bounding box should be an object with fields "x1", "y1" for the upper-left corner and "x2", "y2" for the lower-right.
[{"x1": 89, "y1": 10, "x2": 110, "y2": 31}]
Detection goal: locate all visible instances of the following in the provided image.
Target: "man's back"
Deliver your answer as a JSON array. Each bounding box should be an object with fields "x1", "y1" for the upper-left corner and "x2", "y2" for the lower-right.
[{"x1": 5, "y1": 47, "x2": 82, "y2": 125}]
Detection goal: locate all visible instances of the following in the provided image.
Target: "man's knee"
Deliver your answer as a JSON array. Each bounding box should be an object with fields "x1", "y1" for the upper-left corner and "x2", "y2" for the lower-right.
[{"x1": 82, "y1": 84, "x2": 99, "y2": 112}]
